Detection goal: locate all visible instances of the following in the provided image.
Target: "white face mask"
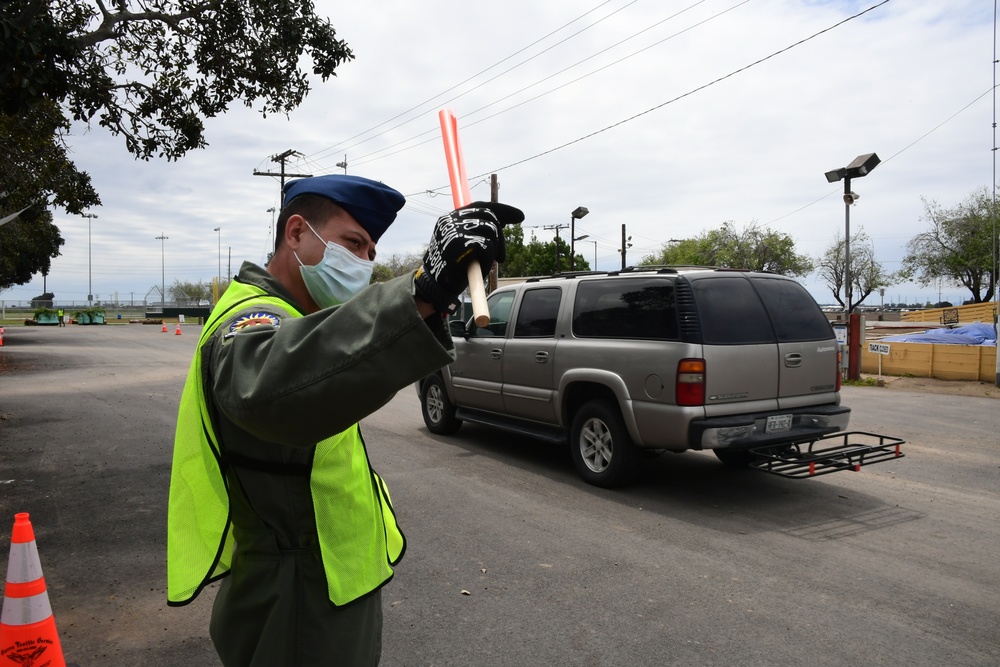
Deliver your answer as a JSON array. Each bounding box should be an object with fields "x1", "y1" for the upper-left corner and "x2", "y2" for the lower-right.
[{"x1": 294, "y1": 220, "x2": 374, "y2": 308}]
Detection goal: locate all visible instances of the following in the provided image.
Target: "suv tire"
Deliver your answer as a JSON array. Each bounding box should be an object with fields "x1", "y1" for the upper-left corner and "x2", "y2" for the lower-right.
[
  {"x1": 570, "y1": 400, "x2": 637, "y2": 488},
  {"x1": 713, "y1": 448, "x2": 759, "y2": 467},
  {"x1": 421, "y1": 375, "x2": 462, "y2": 435}
]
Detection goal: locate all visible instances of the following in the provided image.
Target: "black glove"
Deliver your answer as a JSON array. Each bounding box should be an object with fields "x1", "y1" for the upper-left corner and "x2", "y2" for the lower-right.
[{"x1": 415, "y1": 201, "x2": 524, "y2": 314}]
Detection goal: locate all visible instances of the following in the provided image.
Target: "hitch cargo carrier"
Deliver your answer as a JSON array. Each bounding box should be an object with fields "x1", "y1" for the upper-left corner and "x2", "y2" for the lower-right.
[{"x1": 748, "y1": 431, "x2": 905, "y2": 479}]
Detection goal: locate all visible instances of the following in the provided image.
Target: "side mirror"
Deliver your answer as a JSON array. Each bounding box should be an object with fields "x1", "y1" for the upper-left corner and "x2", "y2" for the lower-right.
[{"x1": 449, "y1": 319, "x2": 469, "y2": 338}]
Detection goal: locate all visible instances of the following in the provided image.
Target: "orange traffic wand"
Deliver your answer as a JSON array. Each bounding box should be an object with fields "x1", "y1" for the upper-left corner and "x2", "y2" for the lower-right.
[
  {"x1": 0, "y1": 513, "x2": 67, "y2": 667},
  {"x1": 438, "y1": 109, "x2": 490, "y2": 327}
]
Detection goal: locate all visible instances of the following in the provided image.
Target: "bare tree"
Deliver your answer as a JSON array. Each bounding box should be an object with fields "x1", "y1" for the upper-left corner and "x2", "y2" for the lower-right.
[
  {"x1": 371, "y1": 253, "x2": 423, "y2": 283},
  {"x1": 816, "y1": 228, "x2": 893, "y2": 310}
]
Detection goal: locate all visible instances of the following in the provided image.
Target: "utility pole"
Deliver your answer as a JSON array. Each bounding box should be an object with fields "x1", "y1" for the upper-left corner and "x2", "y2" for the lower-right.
[
  {"x1": 544, "y1": 223, "x2": 569, "y2": 273},
  {"x1": 82, "y1": 212, "x2": 98, "y2": 305},
  {"x1": 489, "y1": 174, "x2": 499, "y2": 292},
  {"x1": 619, "y1": 224, "x2": 633, "y2": 270},
  {"x1": 253, "y1": 149, "x2": 311, "y2": 189},
  {"x1": 156, "y1": 234, "x2": 168, "y2": 312}
]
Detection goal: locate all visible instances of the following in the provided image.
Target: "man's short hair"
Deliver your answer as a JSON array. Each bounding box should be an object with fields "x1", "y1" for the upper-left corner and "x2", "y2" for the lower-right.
[{"x1": 273, "y1": 195, "x2": 344, "y2": 251}]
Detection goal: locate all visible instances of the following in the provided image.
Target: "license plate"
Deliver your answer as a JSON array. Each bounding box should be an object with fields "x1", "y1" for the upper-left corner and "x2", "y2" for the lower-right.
[{"x1": 766, "y1": 414, "x2": 792, "y2": 433}]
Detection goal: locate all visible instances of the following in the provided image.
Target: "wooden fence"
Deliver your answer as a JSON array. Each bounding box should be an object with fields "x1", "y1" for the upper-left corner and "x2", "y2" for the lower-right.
[
  {"x1": 862, "y1": 341, "x2": 997, "y2": 382},
  {"x1": 900, "y1": 302, "x2": 997, "y2": 325},
  {"x1": 866, "y1": 301, "x2": 997, "y2": 381}
]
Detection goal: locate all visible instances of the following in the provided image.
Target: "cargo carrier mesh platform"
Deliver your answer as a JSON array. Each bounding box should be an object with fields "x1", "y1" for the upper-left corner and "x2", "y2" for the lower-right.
[{"x1": 748, "y1": 431, "x2": 905, "y2": 479}]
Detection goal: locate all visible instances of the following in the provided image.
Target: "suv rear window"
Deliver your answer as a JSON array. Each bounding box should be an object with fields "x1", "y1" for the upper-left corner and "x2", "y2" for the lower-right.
[
  {"x1": 690, "y1": 276, "x2": 775, "y2": 345},
  {"x1": 752, "y1": 277, "x2": 834, "y2": 342},
  {"x1": 573, "y1": 278, "x2": 678, "y2": 340}
]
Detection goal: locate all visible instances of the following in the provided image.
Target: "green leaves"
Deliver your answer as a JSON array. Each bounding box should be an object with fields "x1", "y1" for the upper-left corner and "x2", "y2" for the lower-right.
[
  {"x1": 498, "y1": 225, "x2": 590, "y2": 278},
  {"x1": 3, "y1": 0, "x2": 354, "y2": 160},
  {"x1": 1, "y1": 0, "x2": 354, "y2": 288},
  {"x1": 642, "y1": 221, "x2": 813, "y2": 277},
  {"x1": 902, "y1": 188, "x2": 998, "y2": 304}
]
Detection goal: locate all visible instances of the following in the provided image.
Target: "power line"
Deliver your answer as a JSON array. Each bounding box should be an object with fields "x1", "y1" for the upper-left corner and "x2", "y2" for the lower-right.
[
  {"x1": 306, "y1": 0, "x2": 629, "y2": 165},
  {"x1": 405, "y1": 0, "x2": 893, "y2": 199},
  {"x1": 334, "y1": 1, "x2": 732, "y2": 172},
  {"x1": 461, "y1": 0, "x2": 893, "y2": 184}
]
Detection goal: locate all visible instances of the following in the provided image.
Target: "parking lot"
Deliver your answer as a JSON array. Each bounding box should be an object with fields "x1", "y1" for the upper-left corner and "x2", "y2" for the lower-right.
[{"x1": 1, "y1": 325, "x2": 998, "y2": 666}]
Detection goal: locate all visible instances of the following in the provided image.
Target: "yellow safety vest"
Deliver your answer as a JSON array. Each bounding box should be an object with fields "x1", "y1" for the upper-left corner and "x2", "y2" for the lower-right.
[{"x1": 167, "y1": 279, "x2": 405, "y2": 606}]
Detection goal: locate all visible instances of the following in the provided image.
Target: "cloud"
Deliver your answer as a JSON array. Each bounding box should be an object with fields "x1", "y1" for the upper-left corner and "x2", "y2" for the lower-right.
[{"x1": 4, "y1": 0, "x2": 993, "y2": 308}]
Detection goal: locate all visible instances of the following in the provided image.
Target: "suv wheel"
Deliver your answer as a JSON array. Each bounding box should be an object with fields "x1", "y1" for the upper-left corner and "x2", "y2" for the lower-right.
[
  {"x1": 421, "y1": 375, "x2": 462, "y2": 435},
  {"x1": 570, "y1": 400, "x2": 637, "y2": 488}
]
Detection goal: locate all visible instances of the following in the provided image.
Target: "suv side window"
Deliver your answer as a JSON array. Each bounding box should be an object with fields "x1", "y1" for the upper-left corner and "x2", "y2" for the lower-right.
[
  {"x1": 472, "y1": 291, "x2": 516, "y2": 337},
  {"x1": 514, "y1": 288, "x2": 562, "y2": 338},
  {"x1": 691, "y1": 276, "x2": 775, "y2": 344},
  {"x1": 573, "y1": 278, "x2": 678, "y2": 340},
  {"x1": 752, "y1": 277, "x2": 834, "y2": 342}
]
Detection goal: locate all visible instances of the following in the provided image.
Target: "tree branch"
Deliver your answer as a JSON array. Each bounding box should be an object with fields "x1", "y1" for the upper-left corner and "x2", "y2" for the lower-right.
[{"x1": 76, "y1": 0, "x2": 223, "y2": 48}]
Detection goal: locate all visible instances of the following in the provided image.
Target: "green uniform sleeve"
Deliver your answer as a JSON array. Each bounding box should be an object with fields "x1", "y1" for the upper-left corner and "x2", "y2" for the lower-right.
[{"x1": 209, "y1": 273, "x2": 455, "y2": 447}]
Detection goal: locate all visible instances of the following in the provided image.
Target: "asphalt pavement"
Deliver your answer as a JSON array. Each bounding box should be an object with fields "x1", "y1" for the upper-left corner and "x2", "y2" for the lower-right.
[{"x1": 0, "y1": 324, "x2": 997, "y2": 666}]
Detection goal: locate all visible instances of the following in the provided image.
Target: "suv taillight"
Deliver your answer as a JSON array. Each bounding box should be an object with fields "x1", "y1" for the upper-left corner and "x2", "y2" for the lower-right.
[{"x1": 676, "y1": 359, "x2": 706, "y2": 406}]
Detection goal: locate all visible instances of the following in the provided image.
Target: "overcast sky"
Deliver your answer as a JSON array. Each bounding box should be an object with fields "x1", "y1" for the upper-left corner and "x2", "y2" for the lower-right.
[{"x1": 3, "y1": 0, "x2": 995, "y2": 307}]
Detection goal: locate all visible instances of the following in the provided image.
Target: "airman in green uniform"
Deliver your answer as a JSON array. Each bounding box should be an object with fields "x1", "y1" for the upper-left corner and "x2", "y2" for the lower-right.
[{"x1": 167, "y1": 174, "x2": 521, "y2": 666}]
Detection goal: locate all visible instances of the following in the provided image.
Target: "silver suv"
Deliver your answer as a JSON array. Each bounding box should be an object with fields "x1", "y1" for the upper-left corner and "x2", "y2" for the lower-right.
[{"x1": 418, "y1": 267, "x2": 849, "y2": 487}]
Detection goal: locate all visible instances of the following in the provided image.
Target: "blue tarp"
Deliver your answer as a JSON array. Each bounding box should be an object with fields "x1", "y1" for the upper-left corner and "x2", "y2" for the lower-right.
[{"x1": 881, "y1": 323, "x2": 997, "y2": 346}]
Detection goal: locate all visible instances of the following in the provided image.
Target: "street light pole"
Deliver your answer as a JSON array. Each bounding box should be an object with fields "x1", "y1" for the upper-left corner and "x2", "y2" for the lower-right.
[
  {"x1": 844, "y1": 179, "x2": 852, "y2": 313},
  {"x1": 267, "y1": 207, "x2": 276, "y2": 260},
  {"x1": 156, "y1": 234, "x2": 168, "y2": 312},
  {"x1": 824, "y1": 152, "x2": 880, "y2": 380},
  {"x1": 573, "y1": 234, "x2": 590, "y2": 269},
  {"x1": 570, "y1": 206, "x2": 589, "y2": 271},
  {"x1": 825, "y1": 153, "x2": 879, "y2": 314},
  {"x1": 214, "y1": 226, "x2": 221, "y2": 301},
  {"x1": 82, "y1": 213, "x2": 98, "y2": 305}
]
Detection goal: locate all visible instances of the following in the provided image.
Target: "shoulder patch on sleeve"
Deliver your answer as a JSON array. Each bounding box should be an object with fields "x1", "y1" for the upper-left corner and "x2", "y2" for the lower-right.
[{"x1": 229, "y1": 311, "x2": 282, "y2": 333}]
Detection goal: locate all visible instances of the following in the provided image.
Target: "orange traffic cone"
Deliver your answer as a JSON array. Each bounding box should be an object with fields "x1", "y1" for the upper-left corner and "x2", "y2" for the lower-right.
[
  {"x1": 174, "y1": 323, "x2": 182, "y2": 336},
  {"x1": 0, "y1": 513, "x2": 67, "y2": 667},
  {"x1": 0, "y1": 327, "x2": 4, "y2": 346},
  {"x1": 161, "y1": 322, "x2": 168, "y2": 333}
]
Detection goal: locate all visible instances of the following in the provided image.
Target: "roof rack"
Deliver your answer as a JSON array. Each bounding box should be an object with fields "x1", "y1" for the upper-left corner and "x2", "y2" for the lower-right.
[{"x1": 523, "y1": 265, "x2": 723, "y2": 283}]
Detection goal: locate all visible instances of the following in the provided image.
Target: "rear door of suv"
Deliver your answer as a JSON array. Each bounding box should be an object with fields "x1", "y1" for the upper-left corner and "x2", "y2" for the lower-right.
[
  {"x1": 751, "y1": 276, "x2": 840, "y2": 406},
  {"x1": 501, "y1": 286, "x2": 564, "y2": 423},
  {"x1": 687, "y1": 274, "x2": 781, "y2": 416}
]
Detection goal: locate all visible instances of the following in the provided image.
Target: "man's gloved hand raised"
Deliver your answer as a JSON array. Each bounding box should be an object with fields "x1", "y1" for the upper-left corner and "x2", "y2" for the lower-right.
[{"x1": 415, "y1": 201, "x2": 524, "y2": 315}]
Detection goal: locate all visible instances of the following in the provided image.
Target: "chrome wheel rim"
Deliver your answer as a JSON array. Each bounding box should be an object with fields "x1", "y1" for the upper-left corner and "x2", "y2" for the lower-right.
[
  {"x1": 580, "y1": 417, "x2": 613, "y2": 473},
  {"x1": 426, "y1": 384, "x2": 445, "y2": 424}
]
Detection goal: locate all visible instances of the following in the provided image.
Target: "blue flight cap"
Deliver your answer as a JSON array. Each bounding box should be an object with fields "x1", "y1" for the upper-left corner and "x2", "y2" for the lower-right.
[{"x1": 281, "y1": 174, "x2": 406, "y2": 243}]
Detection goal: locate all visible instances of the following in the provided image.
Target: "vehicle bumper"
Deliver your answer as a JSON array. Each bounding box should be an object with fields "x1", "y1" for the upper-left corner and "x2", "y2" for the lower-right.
[{"x1": 691, "y1": 405, "x2": 851, "y2": 450}]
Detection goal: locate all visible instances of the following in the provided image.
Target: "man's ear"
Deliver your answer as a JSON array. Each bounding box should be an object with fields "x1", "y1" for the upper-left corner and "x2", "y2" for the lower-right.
[{"x1": 284, "y1": 214, "x2": 307, "y2": 251}]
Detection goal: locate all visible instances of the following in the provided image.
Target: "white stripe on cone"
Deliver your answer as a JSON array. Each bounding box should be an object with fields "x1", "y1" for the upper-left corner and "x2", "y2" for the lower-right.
[
  {"x1": 0, "y1": 591, "x2": 53, "y2": 626},
  {"x1": 5, "y1": 541, "x2": 44, "y2": 584}
]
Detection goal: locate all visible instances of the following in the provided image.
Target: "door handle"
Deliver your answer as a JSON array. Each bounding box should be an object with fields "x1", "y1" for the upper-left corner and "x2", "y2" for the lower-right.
[
  {"x1": 535, "y1": 351, "x2": 549, "y2": 363},
  {"x1": 491, "y1": 349, "x2": 502, "y2": 360},
  {"x1": 784, "y1": 352, "x2": 802, "y2": 368}
]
